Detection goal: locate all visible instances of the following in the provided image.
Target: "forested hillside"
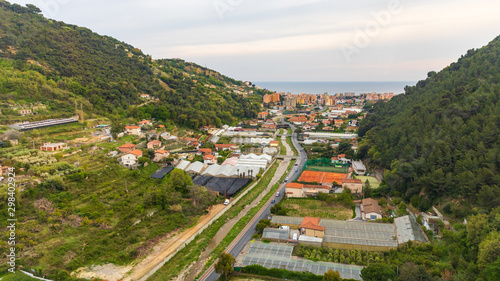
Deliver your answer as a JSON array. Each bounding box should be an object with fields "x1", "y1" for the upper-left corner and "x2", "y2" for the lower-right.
[
  {"x1": 359, "y1": 36, "x2": 500, "y2": 215},
  {"x1": 0, "y1": 0, "x2": 261, "y2": 127}
]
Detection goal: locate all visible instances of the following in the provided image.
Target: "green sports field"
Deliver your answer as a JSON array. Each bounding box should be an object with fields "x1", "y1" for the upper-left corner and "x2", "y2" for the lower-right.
[{"x1": 356, "y1": 176, "x2": 380, "y2": 188}]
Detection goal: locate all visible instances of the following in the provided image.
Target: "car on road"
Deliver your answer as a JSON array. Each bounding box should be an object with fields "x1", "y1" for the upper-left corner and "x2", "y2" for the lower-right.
[
  {"x1": 276, "y1": 192, "x2": 280, "y2": 197},
  {"x1": 285, "y1": 177, "x2": 288, "y2": 182},
  {"x1": 271, "y1": 199, "x2": 275, "y2": 204},
  {"x1": 224, "y1": 199, "x2": 230, "y2": 205}
]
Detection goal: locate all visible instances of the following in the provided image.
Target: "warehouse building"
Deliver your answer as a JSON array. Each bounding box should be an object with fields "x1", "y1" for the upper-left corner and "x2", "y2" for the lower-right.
[{"x1": 271, "y1": 215, "x2": 426, "y2": 252}]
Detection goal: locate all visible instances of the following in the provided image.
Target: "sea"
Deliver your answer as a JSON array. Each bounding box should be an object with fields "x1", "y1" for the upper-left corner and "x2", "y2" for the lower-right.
[{"x1": 254, "y1": 81, "x2": 416, "y2": 95}]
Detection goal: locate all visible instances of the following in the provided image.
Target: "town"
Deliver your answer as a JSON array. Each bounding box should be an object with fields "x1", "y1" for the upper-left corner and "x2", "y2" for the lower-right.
[{"x1": 0, "y1": 90, "x2": 450, "y2": 281}]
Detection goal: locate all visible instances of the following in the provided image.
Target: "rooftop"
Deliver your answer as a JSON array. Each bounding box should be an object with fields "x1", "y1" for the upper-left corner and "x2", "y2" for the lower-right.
[
  {"x1": 342, "y1": 178, "x2": 362, "y2": 184},
  {"x1": 300, "y1": 217, "x2": 325, "y2": 231},
  {"x1": 119, "y1": 143, "x2": 135, "y2": 148},
  {"x1": 128, "y1": 149, "x2": 143, "y2": 156},
  {"x1": 362, "y1": 198, "x2": 382, "y2": 215}
]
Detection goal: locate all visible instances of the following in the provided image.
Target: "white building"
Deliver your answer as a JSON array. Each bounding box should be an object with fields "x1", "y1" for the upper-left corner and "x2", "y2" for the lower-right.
[
  {"x1": 352, "y1": 161, "x2": 366, "y2": 175},
  {"x1": 125, "y1": 126, "x2": 141, "y2": 135},
  {"x1": 121, "y1": 149, "x2": 143, "y2": 167}
]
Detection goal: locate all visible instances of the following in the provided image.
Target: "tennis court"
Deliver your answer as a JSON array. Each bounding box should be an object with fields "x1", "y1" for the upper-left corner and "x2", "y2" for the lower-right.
[
  {"x1": 305, "y1": 166, "x2": 348, "y2": 173},
  {"x1": 239, "y1": 242, "x2": 362, "y2": 280},
  {"x1": 355, "y1": 176, "x2": 380, "y2": 188},
  {"x1": 305, "y1": 158, "x2": 349, "y2": 173},
  {"x1": 298, "y1": 171, "x2": 347, "y2": 185}
]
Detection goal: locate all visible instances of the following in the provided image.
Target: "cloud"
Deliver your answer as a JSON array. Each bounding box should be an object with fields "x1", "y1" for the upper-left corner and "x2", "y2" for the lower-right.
[{"x1": 6, "y1": 0, "x2": 500, "y2": 81}]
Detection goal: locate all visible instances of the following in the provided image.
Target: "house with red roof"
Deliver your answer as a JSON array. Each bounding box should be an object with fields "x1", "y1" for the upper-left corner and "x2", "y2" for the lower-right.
[
  {"x1": 342, "y1": 178, "x2": 363, "y2": 193},
  {"x1": 361, "y1": 198, "x2": 383, "y2": 221},
  {"x1": 285, "y1": 183, "x2": 330, "y2": 198},
  {"x1": 258, "y1": 112, "x2": 269, "y2": 120},
  {"x1": 137, "y1": 120, "x2": 152, "y2": 126},
  {"x1": 289, "y1": 116, "x2": 308, "y2": 123},
  {"x1": 147, "y1": 140, "x2": 162, "y2": 149},
  {"x1": 203, "y1": 154, "x2": 217, "y2": 165},
  {"x1": 120, "y1": 149, "x2": 143, "y2": 167},
  {"x1": 125, "y1": 126, "x2": 141, "y2": 135},
  {"x1": 197, "y1": 148, "x2": 212, "y2": 155},
  {"x1": 153, "y1": 149, "x2": 170, "y2": 162},
  {"x1": 118, "y1": 143, "x2": 136, "y2": 153},
  {"x1": 300, "y1": 217, "x2": 325, "y2": 238}
]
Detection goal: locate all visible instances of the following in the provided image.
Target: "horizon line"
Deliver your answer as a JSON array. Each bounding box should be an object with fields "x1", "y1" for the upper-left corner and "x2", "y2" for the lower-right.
[{"x1": 253, "y1": 80, "x2": 417, "y2": 83}]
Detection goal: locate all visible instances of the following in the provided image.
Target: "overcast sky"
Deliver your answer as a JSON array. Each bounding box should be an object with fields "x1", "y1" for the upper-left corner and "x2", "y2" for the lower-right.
[{"x1": 8, "y1": 0, "x2": 500, "y2": 82}]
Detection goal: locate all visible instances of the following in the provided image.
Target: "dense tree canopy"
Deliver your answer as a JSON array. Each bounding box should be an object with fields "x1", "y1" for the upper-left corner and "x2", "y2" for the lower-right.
[
  {"x1": 0, "y1": 1, "x2": 260, "y2": 127},
  {"x1": 359, "y1": 35, "x2": 500, "y2": 214}
]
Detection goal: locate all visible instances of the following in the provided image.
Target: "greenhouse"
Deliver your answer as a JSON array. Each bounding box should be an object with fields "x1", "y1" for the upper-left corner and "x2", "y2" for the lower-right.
[{"x1": 238, "y1": 242, "x2": 362, "y2": 280}]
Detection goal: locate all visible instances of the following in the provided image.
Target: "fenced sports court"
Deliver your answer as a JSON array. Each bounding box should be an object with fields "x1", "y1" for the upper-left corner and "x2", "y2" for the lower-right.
[
  {"x1": 304, "y1": 158, "x2": 349, "y2": 173},
  {"x1": 298, "y1": 171, "x2": 347, "y2": 185}
]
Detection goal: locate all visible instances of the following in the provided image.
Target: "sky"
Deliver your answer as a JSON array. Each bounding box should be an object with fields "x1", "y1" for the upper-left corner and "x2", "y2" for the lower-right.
[{"x1": 7, "y1": 0, "x2": 500, "y2": 82}]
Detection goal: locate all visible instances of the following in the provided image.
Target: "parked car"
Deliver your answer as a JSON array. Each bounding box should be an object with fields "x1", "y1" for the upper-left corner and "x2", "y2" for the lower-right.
[
  {"x1": 276, "y1": 192, "x2": 280, "y2": 197},
  {"x1": 224, "y1": 199, "x2": 230, "y2": 205},
  {"x1": 271, "y1": 199, "x2": 275, "y2": 204}
]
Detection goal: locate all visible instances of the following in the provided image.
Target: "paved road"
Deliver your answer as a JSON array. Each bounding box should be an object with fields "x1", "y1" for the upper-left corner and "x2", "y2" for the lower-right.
[{"x1": 201, "y1": 122, "x2": 307, "y2": 281}]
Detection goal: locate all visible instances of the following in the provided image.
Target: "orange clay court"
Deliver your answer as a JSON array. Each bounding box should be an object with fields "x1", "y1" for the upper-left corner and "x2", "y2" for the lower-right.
[{"x1": 298, "y1": 171, "x2": 347, "y2": 184}]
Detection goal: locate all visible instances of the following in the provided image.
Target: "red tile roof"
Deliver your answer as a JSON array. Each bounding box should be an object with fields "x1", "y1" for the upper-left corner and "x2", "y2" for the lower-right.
[
  {"x1": 300, "y1": 217, "x2": 325, "y2": 231},
  {"x1": 286, "y1": 183, "x2": 304, "y2": 189},
  {"x1": 362, "y1": 198, "x2": 383, "y2": 215},
  {"x1": 204, "y1": 155, "x2": 216, "y2": 160},
  {"x1": 119, "y1": 143, "x2": 135, "y2": 148},
  {"x1": 342, "y1": 178, "x2": 362, "y2": 184},
  {"x1": 128, "y1": 149, "x2": 143, "y2": 157},
  {"x1": 303, "y1": 184, "x2": 330, "y2": 190},
  {"x1": 198, "y1": 148, "x2": 212, "y2": 154},
  {"x1": 155, "y1": 149, "x2": 169, "y2": 154},
  {"x1": 215, "y1": 144, "x2": 236, "y2": 149},
  {"x1": 125, "y1": 126, "x2": 140, "y2": 129}
]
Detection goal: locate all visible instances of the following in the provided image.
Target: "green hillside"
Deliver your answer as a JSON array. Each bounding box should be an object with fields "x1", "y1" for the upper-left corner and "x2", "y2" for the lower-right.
[
  {"x1": 0, "y1": 0, "x2": 262, "y2": 126},
  {"x1": 359, "y1": 36, "x2": 500, "y2": 215}
]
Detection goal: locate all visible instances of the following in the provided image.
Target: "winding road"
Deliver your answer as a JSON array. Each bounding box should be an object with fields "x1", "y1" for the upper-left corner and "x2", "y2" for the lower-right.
[{"x1": 199, "y1": 121, "x2": 307, "y2": 281}]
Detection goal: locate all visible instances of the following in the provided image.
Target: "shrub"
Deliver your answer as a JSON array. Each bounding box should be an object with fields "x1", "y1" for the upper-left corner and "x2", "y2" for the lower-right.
[{"x1": 241, "y1": 265, "x2": 322, "y2": 281}]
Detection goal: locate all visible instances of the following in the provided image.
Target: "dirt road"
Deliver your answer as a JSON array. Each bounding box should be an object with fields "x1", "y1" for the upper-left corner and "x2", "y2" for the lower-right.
[
  {"x1": 185, "y1": 137, "x2": 293, "y2": 280},
  {"x1": 122, "y1": 204, "x2": 226, "y2": 281}
]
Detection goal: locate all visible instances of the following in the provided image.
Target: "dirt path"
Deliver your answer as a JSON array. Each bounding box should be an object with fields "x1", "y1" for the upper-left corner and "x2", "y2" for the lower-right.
[
  {"x1": 121, "y1": 204, "x2": 226, "y2": 281},
  {"x1": 183, "y1": 137, "x2": 293, "y2": 280}
]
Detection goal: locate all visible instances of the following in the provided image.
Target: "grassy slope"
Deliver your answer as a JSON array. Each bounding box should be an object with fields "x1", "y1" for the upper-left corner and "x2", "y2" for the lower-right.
[
  {"x1": 281, "y1": 198, "x2": 352, "y2": 220},
  {"x1": 0, "y1": 124, "x2": 214, "y2": 278}
]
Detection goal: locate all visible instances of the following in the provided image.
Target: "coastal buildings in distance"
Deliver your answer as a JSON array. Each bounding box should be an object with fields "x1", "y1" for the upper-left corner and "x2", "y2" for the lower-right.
[{"x1": 262, "y1": 92, "x2": 394, "y2": 109}]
